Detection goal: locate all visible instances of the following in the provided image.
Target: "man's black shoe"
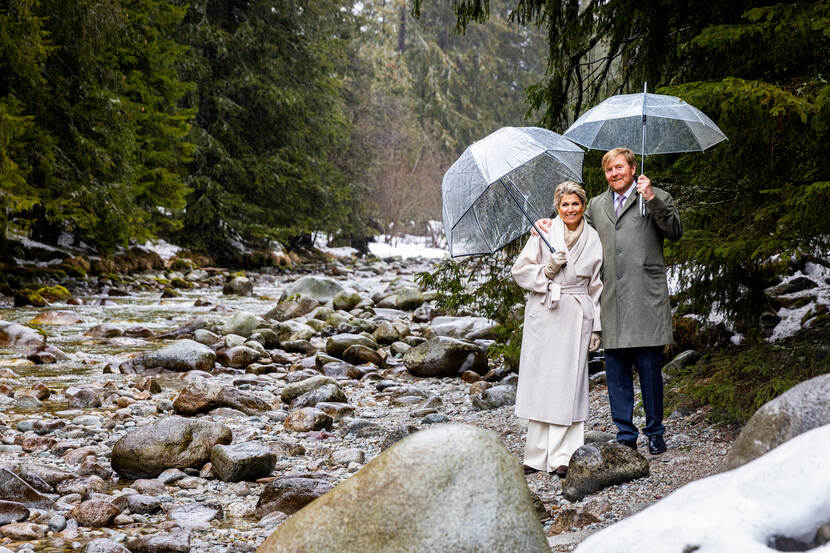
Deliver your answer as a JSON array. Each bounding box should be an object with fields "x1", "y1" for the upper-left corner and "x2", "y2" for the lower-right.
[
  {"x1": 618, "y1": 439, "x2": 637, "y2": 450},
  {"x1": 648, "y1": 435, "x2": 667, "y2": 455}
]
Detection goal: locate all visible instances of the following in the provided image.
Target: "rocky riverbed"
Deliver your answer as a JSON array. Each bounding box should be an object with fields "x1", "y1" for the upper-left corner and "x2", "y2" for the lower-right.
[{"x1": 0, "y1": 253, "x2": 738, "y2": 552}]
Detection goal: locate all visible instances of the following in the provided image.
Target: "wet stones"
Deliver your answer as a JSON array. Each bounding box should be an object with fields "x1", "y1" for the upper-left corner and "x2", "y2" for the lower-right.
[
  {"x1": 394, "y1": 286, "x2": 424, "y2": 310},
  {"x1": 223, "y1": 276, "x2": 254, "y2": 296},
  {"x1": 110, "y1": 416, "x2": 232, "y2": 479},
  {"x1": 210, "y1": 442, "x2": 278, "y2": 482},
  {"x1": 168, "y1": 503, "x2": 223, "y2": 528},
  {"x1": 29, "y1": 310, "x2": 83, "y2": 325},
  {"x1": 222, "y1": 311, "x2": 259, "y2": 338},
  {"x1": 217, "y1": 345, "x2": 262, "y2": 369},
  {"x1": 264, "y1": 294, "x2": 320, "y2": 322},
  {"x1": 325, "y1": 333, "x2": 378, "y2": 358},
  {"x1": 562, "y1": 442, "x2": 650, "y2": 502},
  {"x1": 0, "y1": 322, "x2": 44, "y2": 348},
  {"x1": 84, "y1": 538, "x2": 131, "y2": 553},
  {"x1": 172, "y1": 380, "x2": 223, "y2": 415},
  {"x1": 281, "y1": 276, "x2": 344, "y2": 304},
  {"x1": 423, "y1": 316, "x2": 498, "y2": 341},
  {"x1": 255, "y1": 477, "x2": 334, "y2": 518},
  {"x1": 280, "y1": 376, "x2": 339, "y2": 405},
  {"x1": 125, "y1": 530, "x2": 191, "y2": 553},
  {"x1": 403, "y1": 336, "x2": 488, "y2": 377},
  {"x1": 0, "y1": 521, "x2": 47, "y2": 540}
]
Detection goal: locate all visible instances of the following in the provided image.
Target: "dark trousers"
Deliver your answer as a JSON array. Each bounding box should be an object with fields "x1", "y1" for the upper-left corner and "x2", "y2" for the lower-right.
[{"x1": 605, "y1": 346, "x2": 665, "y2": 442}]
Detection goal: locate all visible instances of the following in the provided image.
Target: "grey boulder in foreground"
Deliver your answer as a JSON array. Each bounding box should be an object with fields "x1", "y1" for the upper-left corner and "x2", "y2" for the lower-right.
[{"x1": 256, "y1": 423, "x2": 549, "y2": 553}]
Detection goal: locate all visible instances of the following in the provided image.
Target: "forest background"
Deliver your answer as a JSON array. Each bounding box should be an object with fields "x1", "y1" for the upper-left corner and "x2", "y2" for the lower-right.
[{"x1": 2, "y1": 0, "x2": 830, "y2": 420}]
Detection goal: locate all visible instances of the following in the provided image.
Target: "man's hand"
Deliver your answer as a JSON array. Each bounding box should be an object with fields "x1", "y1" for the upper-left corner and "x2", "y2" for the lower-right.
[
  {"x1": 636, "y1": 174, "x2": 655, "y2": 201},
  {"x1": 588, "y1": 332, "x2": 601, "y2": 352},
  {"x1": 543, "y1": 250, "x2": 567, "y2": 278},
  {"x1": 530, "y1": 218, "x2": 552, "y2": 237}
]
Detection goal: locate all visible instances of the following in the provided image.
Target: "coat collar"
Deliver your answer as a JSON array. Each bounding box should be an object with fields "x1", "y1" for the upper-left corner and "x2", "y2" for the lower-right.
[{"x1": 601, "y1": 187, "x2": 640, "y2": 222}]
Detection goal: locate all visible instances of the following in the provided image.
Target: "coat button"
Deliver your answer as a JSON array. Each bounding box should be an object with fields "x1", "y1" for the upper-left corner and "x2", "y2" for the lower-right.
[
  {"x1": 615, "y1": 224, "x2": 621, "y2": 231},
  {"x1": 615, "y1": 249, "x2": 621, "y2": 255},
  {"x1": 617, "y1": 274, "x2": 622, "y2": 280}
]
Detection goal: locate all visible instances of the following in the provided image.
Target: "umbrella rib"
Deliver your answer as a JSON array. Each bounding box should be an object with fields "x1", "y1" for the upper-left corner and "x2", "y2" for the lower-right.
[{"x1": 470, "y1": 204, "x2": 494, "y2": 254}]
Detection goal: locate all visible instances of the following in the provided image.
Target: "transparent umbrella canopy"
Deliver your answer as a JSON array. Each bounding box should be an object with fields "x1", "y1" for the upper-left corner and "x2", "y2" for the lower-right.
[
  {"x1": 442, "y1": 127, "x2": 585, "y2": 258},
  {"x1": 564, "y1": 84, "x2": 727, "y2": 213}
]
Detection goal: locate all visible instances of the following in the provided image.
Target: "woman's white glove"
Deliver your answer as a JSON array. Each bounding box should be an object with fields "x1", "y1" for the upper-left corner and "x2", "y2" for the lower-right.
[
  {"x1": 542, "y1": 250, "x2": 567, "y2": 279},
  {"x1": 588, "y1": 332, "x2": 601, "y2": 352}
]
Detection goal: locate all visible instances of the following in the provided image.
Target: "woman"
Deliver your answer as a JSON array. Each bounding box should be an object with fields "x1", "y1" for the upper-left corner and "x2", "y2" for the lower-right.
[{"x1": 510, "y1": 180, "x2": 603, "y2": 476}]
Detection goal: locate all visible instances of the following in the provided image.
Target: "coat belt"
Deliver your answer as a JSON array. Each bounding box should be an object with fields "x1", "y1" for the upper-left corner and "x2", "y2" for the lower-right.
[{"x1": 541, "y1": 283, "x2": 589, "y2": 309}]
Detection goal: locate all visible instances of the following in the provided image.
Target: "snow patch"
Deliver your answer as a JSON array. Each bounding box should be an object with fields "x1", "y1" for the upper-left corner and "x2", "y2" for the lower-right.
[
  {"x1": 574, "y1": 424, "x2": 830, "y2": 553},
  {"x1": 143, "y1": 240, "x2": 181, "y2": 263}
]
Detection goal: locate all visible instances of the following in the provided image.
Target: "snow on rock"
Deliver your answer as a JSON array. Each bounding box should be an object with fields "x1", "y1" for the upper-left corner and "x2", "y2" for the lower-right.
[
  {"x1": 368, "y1": 234, "x2": 448, "y2": 260},
  {"x1": 143, "y1": 240, "x2": 181, "y2": 263},
  {"x1": 768, "y1": 265, "x2": 830, "y2": 342},
  {"x1": 574, "y1": 424, "x2": 830, "y2": 553}
]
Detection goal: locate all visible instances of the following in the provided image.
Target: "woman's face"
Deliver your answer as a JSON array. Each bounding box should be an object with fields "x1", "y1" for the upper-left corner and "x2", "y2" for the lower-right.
[{"x1": 558, "y1": 193, "x2": 584, "y2": 227}]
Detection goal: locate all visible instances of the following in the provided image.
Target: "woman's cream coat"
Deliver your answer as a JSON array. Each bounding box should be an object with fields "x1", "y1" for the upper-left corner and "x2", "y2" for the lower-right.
[{"x1": 511, "y1": 217, "x2": 603, "y2": 425}]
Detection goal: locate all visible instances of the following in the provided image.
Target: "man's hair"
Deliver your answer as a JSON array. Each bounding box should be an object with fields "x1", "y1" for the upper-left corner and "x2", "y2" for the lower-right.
[
  {"x1": 553, "y1": 180, "x2": 587, "y2": 213},
  {"x1": 602, "y1": 147, "x2": 637, "y2": 171}
]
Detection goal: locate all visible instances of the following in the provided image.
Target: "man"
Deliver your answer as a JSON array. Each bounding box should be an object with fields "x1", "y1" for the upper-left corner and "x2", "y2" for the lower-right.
[{"x1": 536, "y1": 147, "x2": 682, "y2": 454}]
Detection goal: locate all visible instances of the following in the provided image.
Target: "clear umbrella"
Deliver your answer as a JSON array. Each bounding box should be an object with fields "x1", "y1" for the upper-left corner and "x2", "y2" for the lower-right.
[
  {"x1": 442, "y1": 127, "x2": 585, "y2": 258},
  {"x1": 564, "y1": 83, "x2": 727, "y2": 214}
]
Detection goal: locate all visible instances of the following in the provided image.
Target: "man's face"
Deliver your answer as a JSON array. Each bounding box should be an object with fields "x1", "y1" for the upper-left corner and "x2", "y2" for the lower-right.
[{"x1": 604, "y1": 154, "x2": 636, "y2": 194}]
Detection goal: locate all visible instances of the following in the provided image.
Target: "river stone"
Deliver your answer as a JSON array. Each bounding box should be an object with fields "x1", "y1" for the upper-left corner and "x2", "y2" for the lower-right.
[
  {"x1": 471, "y1": 384, "x2": 516, "y2": 410},
  {"x1": 173, "y1": 379, "x2": 223, "y2": 415},
  {"x1": 111, "y1": 493, "x2": 161, "y2": 514},
  {"x1": 766, "y1": 276, "x2": 819, "y2": 296},
  {"x1": 124, "y1": 339, "x2": 216, "y2": 373},
  {"x1": 255, "y1": 477, "x2": 334, "y2": 518},
  {"x1": 223, "y1": 311, "x2": 259, "y2": 338},
  {"x1": 217, "y1": 387, "x2": 272, "y2": 414},
  {"x1": 111, "y1": 416, "x2": 232, "y2": 479},
  {"x1": 0, "y1": 468, "x2": 54, "y2": 509},
  {"x1": 0, "y1": 522, "x2": 47, "y2": 540},
  {"x1": 290, "y1": 383, "x2": 347, "y2": 409},
  {"x1": 372, "y1": 321, "x2": 399, "y2": 345},
  {"x1": 126, "y1": 530, "x2": 190, "y2": 553},
  {"x1": 325, "y1": 333, "x2": 379, "y2": 358},
  {"x1": 282, "y1": 276, "x2": 344, "y2": 304},
  {"x1": 85, "y1": 538, "x2": 131, "y2": 553},
  {"x1": 0, "y1": 322, "x2": 44, "y2": 348},
  {"x1": 403, "y1": 336, "x2": 488, "y2": 377},
  {"x1": 315, "y1": 402, "x2": 355, "y2": 421},
  {"x1": 264, "y1": 294, "x2": 320, "y2": 322},
  {"x1": 223, "y1": 276, "x2": 253, "y2": 296},
  {"x1": 394, "y1": 287, "x2": 424, "y2": 310},
  {"x1": 168, "y1": 503, "x2": 223, "y2": 528},
  {"x1": 84, "y1": 538, "x2": 131, "y2": 553},
  {"x1": 423, "y1": 316, "x2": 498, "y2": 341},
  {"x1": 211, "y1": 442, "x2": 278, "y2": 482},
  {"x1": 342, "y1": 344, "x2": 384, "y2": 368},
  {"x1": 724, "y1": 373, "x2": 830, "y2": 470},
  {"x1": 56, "y1": 475, "x2": 107, "y2": 498},
  {"x1": 14, "y1": 463, "x2": 73, "y2": 489},
  {"x1": 256, "y1": 424, "x2": 549, "y2": 553},
  {"x1": 332, "y1": 290, "x2": 361, "y2": 311},
  {"x1": 70, "y1": 498, "x2": 120, "y2": 528},
  {"x1": 29, "y1": 310, "x2": 83, "y2": 325},
  {"x1": 67, "y1": 387, "x2": 103, "y2": 408},
  {"x1": 217, "y1": 345, "x2": 262, "y2": 369},
  {"x1": 283, "y1": 408, "x2": 332, "y2": 432},
  {"x1": 563, "y1": 442, "x2": 650, "y2": 502},
  {"x1": 85, "y1": 324, "x2": 124, "y2": 338},
  {"x1": 280, "y1": 376, "x2": 339, "y2": 404},
  {"x1": 0, "y1": 500, "x2": 28, "y2": 524}
]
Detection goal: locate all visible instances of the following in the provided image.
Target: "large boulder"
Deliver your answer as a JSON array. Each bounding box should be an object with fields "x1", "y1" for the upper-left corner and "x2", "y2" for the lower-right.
[
  {"x1": 120, "y1": 339, "x2": 216, "y2": 374},
  {"x1": 423, "y1": 316, "x2": 498, "y2": 341},
  {"x1": 282, "y1": 276, "x2": 344, "y2": 304},
  {"x1": 264, "y1": 294, "x2": 320, "y2": 322},
  {"x1": 394, "y1": 287, "x2": 424, "y2": 311},
  {"x1": 0, "y1": 322, "x2": 44, "y2": 349},
  {"x1": 223, "y1": 276, "x2": 254, "y2": 296},
  {"x1": 403, "y1": 336, "x2": 488, "y2": 377},
  {"x1": 723, "y1": 373, "x2": 830, "y2": 470},
  {"x1": 574, "y1": 424, "x2": 830, "y2": 553},
  {"x1": 255, "y1": 424, "x2": 549, "y2": 553},
  {"x1": 563, "y1": 442, "x2": 649, "y2": 502},
  {"x1": 111, "y1": 417, "x2": 232, "y2": 479}
]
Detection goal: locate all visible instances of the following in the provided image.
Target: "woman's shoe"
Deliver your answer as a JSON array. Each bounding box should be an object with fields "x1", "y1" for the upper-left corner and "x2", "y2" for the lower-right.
[
  {"x1": 554, "y1": 465, "x2": 568, "y2": 477},
  {"x1": 522, "y1": 464, "x2": 539, "y2": 474}
]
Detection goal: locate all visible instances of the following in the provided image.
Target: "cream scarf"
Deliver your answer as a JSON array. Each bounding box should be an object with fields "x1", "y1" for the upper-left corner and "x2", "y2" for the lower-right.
[{"x1": 563, "y1": 218, "x2": 584, "y2": 250}]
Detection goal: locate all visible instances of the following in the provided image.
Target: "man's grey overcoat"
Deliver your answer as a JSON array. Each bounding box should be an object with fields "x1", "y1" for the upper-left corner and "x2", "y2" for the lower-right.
[{"x1": 585, "y1": 186, "x2": 682, "y2": 349}]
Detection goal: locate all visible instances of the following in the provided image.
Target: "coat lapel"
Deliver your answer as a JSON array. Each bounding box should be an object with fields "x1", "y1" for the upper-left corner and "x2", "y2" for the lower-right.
[{"x1": 601, "y1": 190, "x2": 616, "y2": 223}]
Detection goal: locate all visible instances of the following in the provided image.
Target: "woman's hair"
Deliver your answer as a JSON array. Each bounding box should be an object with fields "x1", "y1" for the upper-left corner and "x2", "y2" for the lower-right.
[
  {"x1": 601, "y1": 147, "x2": 636, "y2": 171},
  {"x1": 553, "y1": 180, "x2": 587, "y2": 213}
]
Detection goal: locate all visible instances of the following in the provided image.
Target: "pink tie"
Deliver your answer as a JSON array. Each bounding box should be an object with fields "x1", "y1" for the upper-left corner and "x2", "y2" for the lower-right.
[{"x1": 615, "y1": 195, "x2": 626, "y2": 217}]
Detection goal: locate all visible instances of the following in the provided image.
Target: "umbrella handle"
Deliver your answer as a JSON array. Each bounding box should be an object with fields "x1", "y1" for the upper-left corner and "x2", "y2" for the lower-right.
[{"x1": 498, "y1": 178, "x2": 561, "y2": 257}]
